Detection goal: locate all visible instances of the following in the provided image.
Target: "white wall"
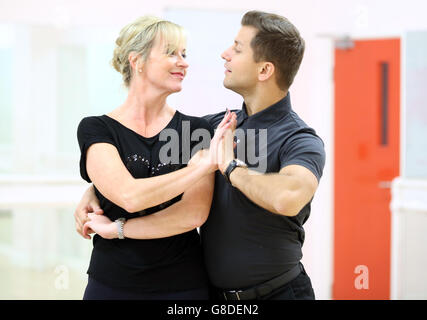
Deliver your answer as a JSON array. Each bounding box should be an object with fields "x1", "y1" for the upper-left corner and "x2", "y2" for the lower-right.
[{"x1": 1, "y1": 0, "x2": 427, "y2": 300}]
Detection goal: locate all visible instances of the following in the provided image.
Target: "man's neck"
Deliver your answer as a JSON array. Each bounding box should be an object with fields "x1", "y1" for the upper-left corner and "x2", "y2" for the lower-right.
[{"x1": 243, "y1": 88, "x2": 288, "y2": 116}]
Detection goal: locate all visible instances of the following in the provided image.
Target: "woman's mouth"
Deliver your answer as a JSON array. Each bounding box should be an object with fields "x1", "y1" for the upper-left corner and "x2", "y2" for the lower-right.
[{"x1": 170, "y1": 72, "x2": 184, "y2": 80}]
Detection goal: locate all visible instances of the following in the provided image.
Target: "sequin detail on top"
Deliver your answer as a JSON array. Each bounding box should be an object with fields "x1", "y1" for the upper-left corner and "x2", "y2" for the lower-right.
[
  {"x1": 124, "y1": 154, "x2": 184, "y2": 217},
  {"x1": 125, "y1": 154, "x2": 182, "y2": 176}
]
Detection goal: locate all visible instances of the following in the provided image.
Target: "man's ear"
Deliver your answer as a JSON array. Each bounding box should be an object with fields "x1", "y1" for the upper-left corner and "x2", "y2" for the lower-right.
[{"x1": 258, "y1": 62, "x2": 275, "y2": 82}]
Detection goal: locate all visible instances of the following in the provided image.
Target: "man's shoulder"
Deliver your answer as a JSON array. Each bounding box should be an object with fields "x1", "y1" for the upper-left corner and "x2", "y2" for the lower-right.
[{"x1": 202, "y1": 109, "x2": 240, "y2": 129}]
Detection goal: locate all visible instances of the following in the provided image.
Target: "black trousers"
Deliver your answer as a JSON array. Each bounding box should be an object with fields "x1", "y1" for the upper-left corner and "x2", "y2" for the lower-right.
[
  {"x1": 211, "y1": 264, "x2": 315, "y2": 300},
  {"x1": 259, "y1": 269, "x2": 315, "y2": 300},
  {"x1": 83, "y1": 277, "x2": 210, "y2": 300}
]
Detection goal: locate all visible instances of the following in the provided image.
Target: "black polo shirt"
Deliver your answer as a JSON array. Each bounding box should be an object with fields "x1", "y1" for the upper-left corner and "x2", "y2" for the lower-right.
[{"x1": 201, "y1": 92, "x2": 325, "y2": 290}]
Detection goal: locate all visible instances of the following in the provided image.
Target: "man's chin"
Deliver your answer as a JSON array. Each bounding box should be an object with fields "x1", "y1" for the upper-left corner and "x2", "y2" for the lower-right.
[
  {"x1": 223, "y1": 81, "x2": 242, "y2": 96},
  {"x1": 223, "y1": 80, "x2": 233, "y2": 90}
]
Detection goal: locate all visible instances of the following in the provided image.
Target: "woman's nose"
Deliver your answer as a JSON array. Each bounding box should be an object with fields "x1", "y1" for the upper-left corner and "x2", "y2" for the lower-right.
[{"x1": 177, "y1": 55, "x2": 189, "y2": 68}]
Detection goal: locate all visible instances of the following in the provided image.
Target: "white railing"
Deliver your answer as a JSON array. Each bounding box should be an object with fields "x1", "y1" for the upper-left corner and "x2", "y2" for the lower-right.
[
  {"x1": 0, "y1": 175, "x2": 93, "y2": 298},
  {"x1": 0, "y1": 174, "x2": 91, "y2": 270},
  {"x1": 0, "y1": 174, "x2": 88, "y2": 209},
  {"x1": 390, "y1": 177, "x2": 427, "y2": 299}
]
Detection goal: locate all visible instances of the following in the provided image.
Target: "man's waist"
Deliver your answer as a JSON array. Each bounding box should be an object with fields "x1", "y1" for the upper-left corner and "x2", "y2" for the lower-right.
[{"x1": 213, "y1": 263, "x2": 304, "y2": 300}]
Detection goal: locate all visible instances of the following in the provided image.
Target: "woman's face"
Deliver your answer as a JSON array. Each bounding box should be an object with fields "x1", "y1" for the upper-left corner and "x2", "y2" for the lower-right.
[{"x1": 139, "y1": 35, "x2": 188, "y2": 94}]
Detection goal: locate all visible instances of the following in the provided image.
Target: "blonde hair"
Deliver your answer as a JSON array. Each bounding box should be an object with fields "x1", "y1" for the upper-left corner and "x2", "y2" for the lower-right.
[{"x1": 111, "y1": 15, "x2": 186, "y2": 87}]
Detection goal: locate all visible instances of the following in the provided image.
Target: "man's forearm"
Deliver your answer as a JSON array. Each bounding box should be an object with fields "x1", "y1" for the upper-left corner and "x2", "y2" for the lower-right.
[{"x1": 229, "y1": 167, "x2": 302, "y2": 216}]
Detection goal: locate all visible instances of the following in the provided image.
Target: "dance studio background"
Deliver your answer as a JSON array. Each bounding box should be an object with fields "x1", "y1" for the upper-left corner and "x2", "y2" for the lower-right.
[{"x1": 0, "y1": 0, "x2": 426, "y2": 299}]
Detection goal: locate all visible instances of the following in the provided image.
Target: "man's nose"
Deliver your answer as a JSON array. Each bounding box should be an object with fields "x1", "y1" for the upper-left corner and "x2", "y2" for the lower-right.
[{"x1": 221, "y1": 48, "x2": 231, "y2": 61}]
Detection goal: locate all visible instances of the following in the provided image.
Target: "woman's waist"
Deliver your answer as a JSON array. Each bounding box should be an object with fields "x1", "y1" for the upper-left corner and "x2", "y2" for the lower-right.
[{"x1": 92, "y1": 232, "x2": 202, "y2": 264}]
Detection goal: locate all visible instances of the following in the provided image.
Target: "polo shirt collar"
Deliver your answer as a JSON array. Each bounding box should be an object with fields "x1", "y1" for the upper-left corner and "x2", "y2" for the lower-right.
[{"x1": 237, "y1": 92, "x2": 292, "y2": 128}]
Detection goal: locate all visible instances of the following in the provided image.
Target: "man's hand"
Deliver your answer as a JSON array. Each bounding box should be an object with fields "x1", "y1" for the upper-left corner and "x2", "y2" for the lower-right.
[
  {"x1": 217, "y1": 113, "x2": 237, "y2": 174},
  {"x1": 189, "y1": 110, "x2": 237, "y2": 173},
  {"x1": 217, "y1": 127, "x2": 236, "y2": 174},
  {"x1": 74, "y1": 185, "x2": 103, "y2": 239}
]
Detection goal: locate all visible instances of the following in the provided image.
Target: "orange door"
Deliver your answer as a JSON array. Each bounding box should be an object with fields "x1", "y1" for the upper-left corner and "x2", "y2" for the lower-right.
[{"x1": 333, "y1": 39, "x2": 400, "y2": 299}]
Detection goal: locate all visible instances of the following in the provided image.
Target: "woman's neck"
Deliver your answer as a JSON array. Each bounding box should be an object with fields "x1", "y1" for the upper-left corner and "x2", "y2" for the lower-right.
[{"x1": 112, "y1": 82, "x2": 172, "y2": 126}]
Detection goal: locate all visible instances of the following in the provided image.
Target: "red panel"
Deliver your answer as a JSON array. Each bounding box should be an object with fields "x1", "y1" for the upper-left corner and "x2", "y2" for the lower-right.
[{"x1": 333, "y1": 39, "x2": 400, "y2": 299}]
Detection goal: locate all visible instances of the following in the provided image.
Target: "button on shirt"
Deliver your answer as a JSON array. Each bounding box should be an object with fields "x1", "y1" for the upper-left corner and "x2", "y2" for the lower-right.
[{"x1": 201, "y1": 93, "x2": 326, "y2": 290}]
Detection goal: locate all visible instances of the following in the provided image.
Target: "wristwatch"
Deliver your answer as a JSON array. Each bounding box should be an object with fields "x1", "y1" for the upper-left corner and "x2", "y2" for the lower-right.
[
  {"x1": 224, "y1": 159, "x2": 247, "y2": 185},
  {"x1": 115, "y1": 218, "x2": 126, "y2": 240}
]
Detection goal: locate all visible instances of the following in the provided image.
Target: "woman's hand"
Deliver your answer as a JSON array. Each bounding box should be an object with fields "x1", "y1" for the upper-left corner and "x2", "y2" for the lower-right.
[{"x1": 83, "y1": 213, "x2": 117, "y2": 240}]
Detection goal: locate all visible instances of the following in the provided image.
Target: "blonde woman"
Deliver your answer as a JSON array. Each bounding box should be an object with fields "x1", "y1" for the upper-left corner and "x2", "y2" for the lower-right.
[{"x1": 77, "y1": 16, "x2": 236, "y2": 299}]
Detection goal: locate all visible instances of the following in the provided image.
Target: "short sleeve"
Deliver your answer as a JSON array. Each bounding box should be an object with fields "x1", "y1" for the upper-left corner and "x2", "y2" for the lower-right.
[
  {"x1": 202, "y1": 111, "x2": 227, "y2": 130},
  {"x1": 279, "y1": 130, "x2": 326, "y2": 182},
  {"x1": 77, "y1": 116, "x2": 116, "y2": 182}
]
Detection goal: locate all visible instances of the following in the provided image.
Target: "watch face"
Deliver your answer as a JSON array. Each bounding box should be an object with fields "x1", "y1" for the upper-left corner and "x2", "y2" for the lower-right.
[{"x1": 235, "y1": 159, "x2": 247, "y2": 167}]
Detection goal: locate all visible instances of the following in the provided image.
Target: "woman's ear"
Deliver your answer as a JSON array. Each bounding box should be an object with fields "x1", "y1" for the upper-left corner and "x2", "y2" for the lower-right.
[{"x1": 128, "y1": 52, "x2": 142, "y2": 73}]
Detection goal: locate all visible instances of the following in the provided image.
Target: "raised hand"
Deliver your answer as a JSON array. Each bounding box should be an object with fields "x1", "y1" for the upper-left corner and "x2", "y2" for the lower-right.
[{"x1": 188, "y1": 109, "x2": 237, "y2": 173}]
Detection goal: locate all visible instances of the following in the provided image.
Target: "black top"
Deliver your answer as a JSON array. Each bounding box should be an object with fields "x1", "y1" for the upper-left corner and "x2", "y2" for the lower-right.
[
  {"x1": 77, "y1": 111, "x2": 213, "y2": 293},
  {"x1": 201, "y1": 93, "x2": 326, "y2": 290}
]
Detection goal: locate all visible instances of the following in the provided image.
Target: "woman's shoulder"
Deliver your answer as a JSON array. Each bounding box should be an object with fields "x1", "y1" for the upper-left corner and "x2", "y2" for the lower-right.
[
  {"x1": 78, "y1": 115, "x2": 109, "y2": 127},
  {"x1": 77, "y1": 115, "x2": 115, "y2": 138}
]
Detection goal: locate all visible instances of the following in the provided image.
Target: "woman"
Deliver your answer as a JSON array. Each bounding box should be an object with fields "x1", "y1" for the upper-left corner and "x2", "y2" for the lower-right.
[{"x1": 77, "y1": 15, "x2": 236, "y2": 300}]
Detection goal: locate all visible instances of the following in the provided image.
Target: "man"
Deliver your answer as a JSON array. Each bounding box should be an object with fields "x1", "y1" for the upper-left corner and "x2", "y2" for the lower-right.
[{"x1": 74, "y1": 10, "x2": 325, "y2": 300}]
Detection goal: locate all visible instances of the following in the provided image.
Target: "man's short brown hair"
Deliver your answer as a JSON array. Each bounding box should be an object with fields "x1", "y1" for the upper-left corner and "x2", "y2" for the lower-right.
[{"x1": 241, "y1": 11, "x2": 305, "y2": 90}]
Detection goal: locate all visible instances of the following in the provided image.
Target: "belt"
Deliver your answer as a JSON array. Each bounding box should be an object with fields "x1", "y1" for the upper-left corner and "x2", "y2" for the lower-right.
[{"x1": 220, "y1": 263, "x2": 303, "y2": 300}]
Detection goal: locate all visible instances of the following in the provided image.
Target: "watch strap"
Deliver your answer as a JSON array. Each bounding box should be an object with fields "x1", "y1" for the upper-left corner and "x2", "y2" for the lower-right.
[
  {"x1": 224, "y1": 159, "x2": 247, "y2": 184},
  {"x1": 115, "y1": 218, "x2": 126, "y2": 239}
]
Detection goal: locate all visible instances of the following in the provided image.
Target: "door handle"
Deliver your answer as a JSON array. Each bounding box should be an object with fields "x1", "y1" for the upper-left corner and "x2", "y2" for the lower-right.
[{"x1": 378, "y1": 181, "x2": 392, "y2": 189}]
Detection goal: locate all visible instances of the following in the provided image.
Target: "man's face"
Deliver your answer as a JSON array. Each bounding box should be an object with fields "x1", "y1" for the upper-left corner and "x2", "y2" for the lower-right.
[{"x1": 221, "y1": 26, "x2": 260, "y2": 95}]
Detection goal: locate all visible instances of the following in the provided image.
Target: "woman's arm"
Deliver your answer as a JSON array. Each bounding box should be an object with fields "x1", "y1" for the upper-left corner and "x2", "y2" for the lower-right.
[
  {"x1": 85, "y1": 111, "x2": 234, "y2": 213},
  {"x1": 83, "y1": 159, "x2": 214, "y2": 239}
]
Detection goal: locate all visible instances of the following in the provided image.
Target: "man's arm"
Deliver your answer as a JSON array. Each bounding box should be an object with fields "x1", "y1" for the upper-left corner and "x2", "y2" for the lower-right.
[
  {"x1": 227, "y1": 164, "x2": 318, "y2": 217},
  {"x1": 74, "y1": 185, "x2": 102, "y2": 239},
  {"x1": 218, "y1": 128, "x2": 319, "y2": 217}
]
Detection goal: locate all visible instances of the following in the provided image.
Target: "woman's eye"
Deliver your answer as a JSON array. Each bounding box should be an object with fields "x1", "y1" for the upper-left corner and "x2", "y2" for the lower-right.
[{"x1": 169, "y1": 51, "x2": 186, "y2": 59}]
